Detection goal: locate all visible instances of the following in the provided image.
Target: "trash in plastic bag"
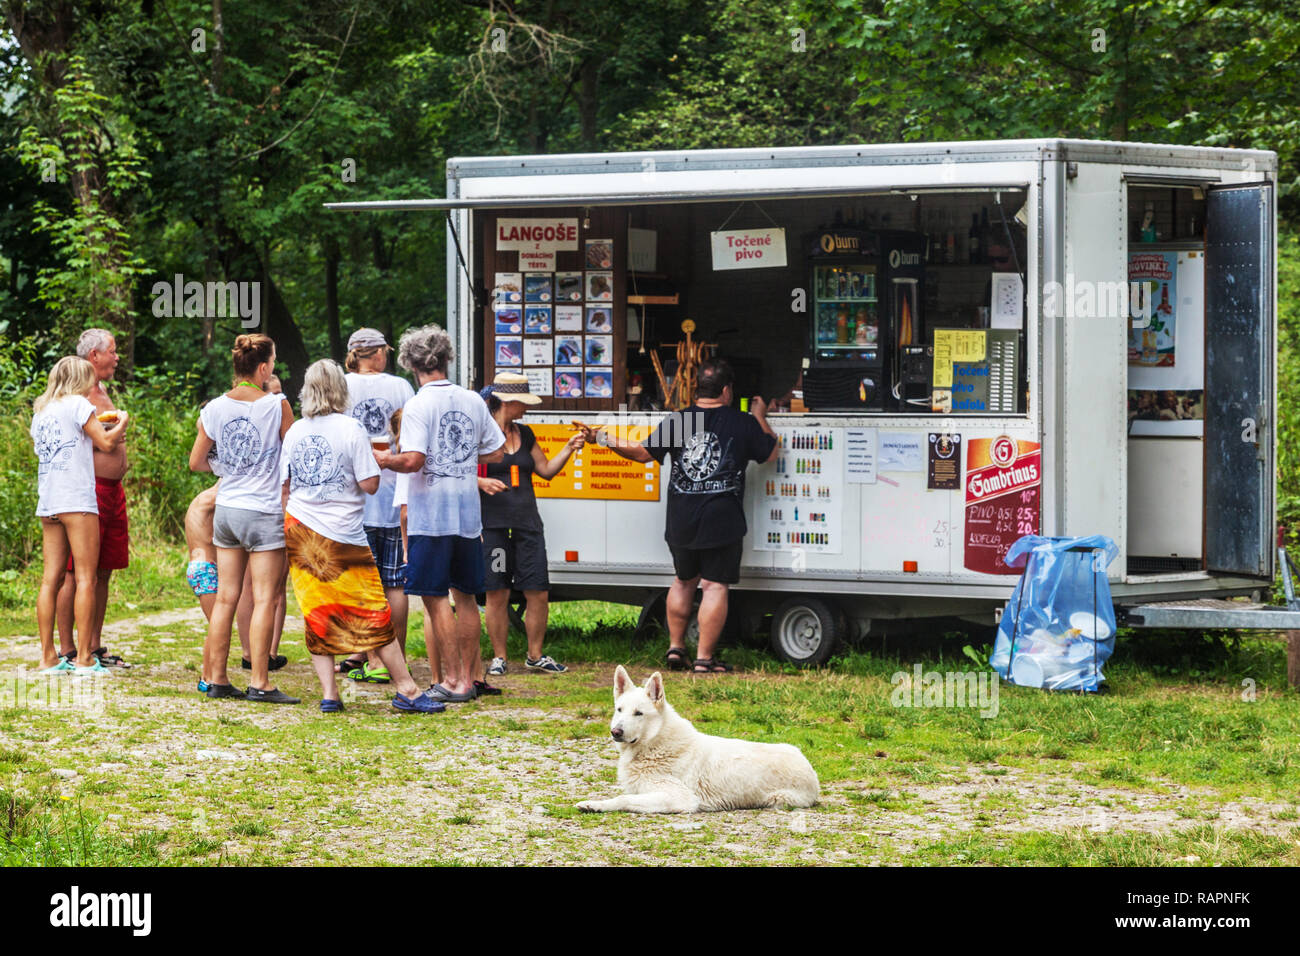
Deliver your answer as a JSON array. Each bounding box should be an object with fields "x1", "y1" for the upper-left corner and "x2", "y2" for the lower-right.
[{"x1": 990, "y1": 534, "x2": 1119, "y2": 692}]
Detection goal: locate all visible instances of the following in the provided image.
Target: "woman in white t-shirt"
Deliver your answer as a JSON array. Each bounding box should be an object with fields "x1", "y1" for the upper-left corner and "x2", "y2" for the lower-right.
[
  {"x1": 281, "y1": 360, "x2": 441, "y2": 714},
  {"x1": 31, "y1": 357, "x2": 129, "y2": 673},
  {"x1": 188, "y1": 334, "x2": 295, "y2": 703},
  {"x1": 340, "y1": 327, "x2": 414, "y2": 682}
]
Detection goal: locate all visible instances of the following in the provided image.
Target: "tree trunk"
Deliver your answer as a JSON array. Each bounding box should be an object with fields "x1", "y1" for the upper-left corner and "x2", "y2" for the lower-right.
[
  {"x1": 578, "y1": 57, "x2": 598, "y2": 149},
  {"x1": 216, "y1": 224, "x2": 310, "y2": 389},
  {"x1": 324, "y1": 233, "x2": 342, "y2": 362}
]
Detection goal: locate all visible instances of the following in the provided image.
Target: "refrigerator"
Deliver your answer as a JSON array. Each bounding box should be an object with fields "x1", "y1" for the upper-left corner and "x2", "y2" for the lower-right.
[{"x1": 803, "y1": 228, "x2": 927, "y2": 411}]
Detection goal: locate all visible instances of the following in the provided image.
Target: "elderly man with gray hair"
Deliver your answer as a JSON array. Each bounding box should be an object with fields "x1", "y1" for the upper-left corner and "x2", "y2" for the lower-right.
[
  {"x1": 377, "y1": 324, "x2": 504, "y2": 702},
  {"x1": 55, "y1": 328, "x2": 132, "y2": 669}
]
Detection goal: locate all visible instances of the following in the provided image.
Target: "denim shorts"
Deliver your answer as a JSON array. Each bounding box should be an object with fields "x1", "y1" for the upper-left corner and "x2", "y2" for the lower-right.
[{"x1": 212, "y1": 505, "x2": 285, "y2": 552}]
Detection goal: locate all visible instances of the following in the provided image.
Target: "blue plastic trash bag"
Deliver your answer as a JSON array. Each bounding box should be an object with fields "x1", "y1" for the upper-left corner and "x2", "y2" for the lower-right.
[{"x1": 990, "y1": 535, "x2": 1119, "y2": 692}]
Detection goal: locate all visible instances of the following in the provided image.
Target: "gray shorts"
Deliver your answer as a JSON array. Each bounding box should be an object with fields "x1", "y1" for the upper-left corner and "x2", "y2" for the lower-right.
[{"x1": 213, "y1": 504, "x2": 285, "y2": 552}]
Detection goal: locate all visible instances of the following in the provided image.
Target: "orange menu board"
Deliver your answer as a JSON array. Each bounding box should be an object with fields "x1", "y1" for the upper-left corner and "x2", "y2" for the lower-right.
[{"x1": 531, "y1": 423, "x2": 660, "y2": 501}]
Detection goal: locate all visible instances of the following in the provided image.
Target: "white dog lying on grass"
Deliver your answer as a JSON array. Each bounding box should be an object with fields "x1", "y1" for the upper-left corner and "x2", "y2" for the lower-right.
[{"x1": 576, "y1": 665, "x2": 820, "y2": 814}]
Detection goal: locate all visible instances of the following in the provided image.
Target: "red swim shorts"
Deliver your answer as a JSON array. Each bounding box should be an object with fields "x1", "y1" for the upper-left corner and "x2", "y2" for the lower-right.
[{"x1": 65, "y1": 478, "x2": 130, "y2": 572}]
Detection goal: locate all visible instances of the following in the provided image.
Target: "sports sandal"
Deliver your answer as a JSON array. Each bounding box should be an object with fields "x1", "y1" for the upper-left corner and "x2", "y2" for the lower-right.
[
  {"x1": 473, "y1": 679, "x2": 503, "y2": 696},
  {"x1": 336, "y1": 657, "x2": 366, "y2": 674},
  {"x1": 93, "y1": 648, "x2": 131, "y2": 669},
  {"x1": 665, "y1": 646, "x2": 690, "y2": 671},
  {"x1": 346, "y1": 662, "x2": 391, "y2": 684},
  {"x1": 692, "y1": 657, "x2": 734, "y2": 674}
]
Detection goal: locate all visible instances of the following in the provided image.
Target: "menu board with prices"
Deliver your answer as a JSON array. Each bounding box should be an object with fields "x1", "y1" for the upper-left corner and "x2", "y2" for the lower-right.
[
  {"x1": 531, "y1": 423, "x2": 660, "y2": 501},
  {"x1": 930, "y1": 329, "x2": 1020, "y2": 414},
  {"x1": 963, "y1": 435, "x2": 1040, "y2": 574},
  {"x1": 752, "y1": 428, "x2": 843, "y2": 553},
  {"x1": 484, "y1": 211, "x2": 625, "y2": 410}
]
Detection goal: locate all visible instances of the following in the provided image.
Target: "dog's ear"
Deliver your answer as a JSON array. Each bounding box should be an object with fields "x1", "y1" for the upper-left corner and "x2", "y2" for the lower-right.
[
  {"x1": 614, "y1": 664, "x2": 633, "y2": 698},
  {"x1": 644, "y1": 671, "x2": 665, "y2": 705}
]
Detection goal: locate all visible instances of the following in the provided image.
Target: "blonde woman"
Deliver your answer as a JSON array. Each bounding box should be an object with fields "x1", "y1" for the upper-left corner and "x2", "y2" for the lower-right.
[
  {"x1": 281, "y1": 360, "x2": 441, "y2": 713},
  {"x1": 31, "y1": 357, "x2": 129, "y2": 673}
]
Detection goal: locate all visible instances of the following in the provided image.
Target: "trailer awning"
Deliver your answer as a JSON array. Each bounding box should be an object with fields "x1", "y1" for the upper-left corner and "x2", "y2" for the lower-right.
[{"x1": 324, "y1": 183, "x2": 1030, "y2": 212}]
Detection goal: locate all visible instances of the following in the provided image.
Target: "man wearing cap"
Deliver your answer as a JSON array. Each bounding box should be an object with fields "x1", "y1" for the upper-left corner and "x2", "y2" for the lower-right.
[
  {"x1": 342, "y1": 328, "x2": 416, "y2": 683},
  {"x1": 378, "y1": 324, "x2": 504, "y2": 703},
  {"x1": 477, "y1": 371, "x2": 584, "y2": 676}
]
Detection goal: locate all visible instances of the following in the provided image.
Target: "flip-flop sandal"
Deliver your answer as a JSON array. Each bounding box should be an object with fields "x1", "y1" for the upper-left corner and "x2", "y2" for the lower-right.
[
  {"x1": 93, "y1": 648, "x2": 131, "y2": 669},
  {"x1": 692, "y1": 657, "x2": 734, "y2": 674},
  {"x1": 665, "y1": 646, "x2": 690, "y2": 671}
]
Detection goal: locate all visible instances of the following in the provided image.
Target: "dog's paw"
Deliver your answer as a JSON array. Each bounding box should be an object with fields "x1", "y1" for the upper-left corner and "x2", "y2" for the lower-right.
[{"x1": 576, "y1": 800, "x2": 605, "y2": 813}]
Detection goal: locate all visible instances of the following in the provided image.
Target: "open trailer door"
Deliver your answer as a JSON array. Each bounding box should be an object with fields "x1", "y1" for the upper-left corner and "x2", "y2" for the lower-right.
[{"x1": 1203, "y1": 182, "x2": 1274, "y2": 579}]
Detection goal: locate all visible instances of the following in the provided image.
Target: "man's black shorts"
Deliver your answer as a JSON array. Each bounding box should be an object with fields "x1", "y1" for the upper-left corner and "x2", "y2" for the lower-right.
[
  {"x1": 668, "y1": 540, "x2": 743, "y2": 585},
  {"x1": 482, "y1": 526, "x2": 550, "y2": 592}
]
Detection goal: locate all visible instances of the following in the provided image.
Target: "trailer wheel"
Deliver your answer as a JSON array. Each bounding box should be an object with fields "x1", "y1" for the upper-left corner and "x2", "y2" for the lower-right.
[{"x1": 770, "y1": 597, "x2": 844, "y2": 666}]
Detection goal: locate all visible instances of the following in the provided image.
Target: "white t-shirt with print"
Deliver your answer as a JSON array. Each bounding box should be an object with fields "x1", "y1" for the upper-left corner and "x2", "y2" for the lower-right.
[
  {"x1": 400, "y1": 380, "x2": 504, "y2": 538},
  {"x1": 346, "y1": 371, "x2": 414, "y2": 529},
  {"x1": 201, "y1": 392, "x2": 286, "y2": 514},
  {"x1": 280, "y1": 413, "x2": 379, "y2": 547},
  {"x1": 32, "y1": 395, "x2": 98, "y2": 517}
]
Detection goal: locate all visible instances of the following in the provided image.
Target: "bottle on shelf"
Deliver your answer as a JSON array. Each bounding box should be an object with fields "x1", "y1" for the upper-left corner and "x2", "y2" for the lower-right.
[{"x1": 969, "y1": 213, "x2": 980, "y2": 264}]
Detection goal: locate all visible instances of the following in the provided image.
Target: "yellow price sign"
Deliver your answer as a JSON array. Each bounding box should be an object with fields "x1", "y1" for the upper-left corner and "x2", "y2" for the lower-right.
[{"x1": 532, "y1": 423, "x2": 661, "y2": 501}]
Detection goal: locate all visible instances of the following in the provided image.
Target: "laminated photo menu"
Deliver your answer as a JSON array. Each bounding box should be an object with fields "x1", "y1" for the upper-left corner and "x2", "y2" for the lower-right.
[{"x1": 752, "y1": 428, "x2": 844, "y2": 554}]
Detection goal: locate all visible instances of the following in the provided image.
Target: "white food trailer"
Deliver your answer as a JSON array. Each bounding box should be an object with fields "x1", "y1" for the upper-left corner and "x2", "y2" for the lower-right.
[{"x1": 329, "y1": 138, "x2": 1298, "y2": 666}]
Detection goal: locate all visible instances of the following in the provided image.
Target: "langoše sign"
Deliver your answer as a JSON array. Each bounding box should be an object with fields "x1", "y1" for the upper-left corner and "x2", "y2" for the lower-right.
[{"x1": 496, "y1": 218, "x2": 580, "y2": 272}]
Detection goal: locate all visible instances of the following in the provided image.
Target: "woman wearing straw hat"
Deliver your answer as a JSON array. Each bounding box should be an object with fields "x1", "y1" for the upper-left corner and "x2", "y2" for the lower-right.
[{"x1": 477, "y1": 371, "x2": 584, "y2": 675}]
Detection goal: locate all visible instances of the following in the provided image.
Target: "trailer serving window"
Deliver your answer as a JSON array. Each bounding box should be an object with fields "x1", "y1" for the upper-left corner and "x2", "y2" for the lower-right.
[{"x1": 466, "y1": 189, "x2": 1029, "y2": 416}]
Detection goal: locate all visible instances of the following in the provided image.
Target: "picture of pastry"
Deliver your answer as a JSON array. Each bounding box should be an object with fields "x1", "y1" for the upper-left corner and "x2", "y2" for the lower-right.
[
  {"x1": 555, "y1": 371, "x2": 582, "y2": 398},
  {"x1": 495, "y1": 338, "x2": 522, "y2": 366},
  {"x1": 584, "y1": 370, "x2": 612, "y2": 398},
  {"x1": 585, "y1": 239, "x2": 613, "y2": 270},
  {"x1": 524, "y1": 274, "x2": 553, "y2": 303},
  {"x1": 524, "y1": 306, "x2": 552, "y2": 334},
  {"x1": 556, "y1": 272, "x2": 584, "y2": 301},
  {"x1": 555, "y1": 336, "x2": 583, "y2": 366},
  {"x1": 586, "y1": 272, "x2": 613, "y2": 301},
  {"x1": 585, "y1": 335, "x2": 612, "y2": 364},
  {"x1": 494, "y1": 308, "x2": 522, "y2": 335},
  {"x1": 585, "y1": 306, "x2": 611, "y2": 332},
  {"x1": 493, "y1": 272, "x2": 523, "y2": 304}
]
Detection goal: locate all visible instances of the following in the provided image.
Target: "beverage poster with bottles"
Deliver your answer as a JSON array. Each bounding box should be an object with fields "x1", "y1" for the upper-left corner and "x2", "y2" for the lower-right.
[{"x1": 1128, "y1": 252, "x2": 1176, "y2": 367}]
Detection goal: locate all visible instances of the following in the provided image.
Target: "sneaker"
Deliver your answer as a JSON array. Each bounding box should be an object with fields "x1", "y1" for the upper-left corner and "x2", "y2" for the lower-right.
[
  {"x1": 487, "y1": 657, "x2": 507, "y2": 676},
  {"x1": 197, "y1": 679, "x2": 211, "y2": 694},
  {"x1": 525, "y1": 655, "x2": 567, "y2": 673},
  {"x1": 392, "y1": 690, "x2": 447, "y2": 714},
  {"x1": 206, "y1": 682, "x2": 245, "y2": 699},
  {"x1": 244, "y1": 686, "x2": 300, "y2": 705}
]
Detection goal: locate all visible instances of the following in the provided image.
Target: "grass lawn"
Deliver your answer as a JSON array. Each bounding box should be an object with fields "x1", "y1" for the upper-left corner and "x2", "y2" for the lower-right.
[{"x1": 1, "y1": 545, "x2": 1298, "y2": 866}]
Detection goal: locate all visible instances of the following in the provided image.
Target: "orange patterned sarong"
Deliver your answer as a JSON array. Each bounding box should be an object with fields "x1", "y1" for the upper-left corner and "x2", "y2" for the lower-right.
[{"x1": 284, "y1": 514, "x2": 394, "y2": 656}]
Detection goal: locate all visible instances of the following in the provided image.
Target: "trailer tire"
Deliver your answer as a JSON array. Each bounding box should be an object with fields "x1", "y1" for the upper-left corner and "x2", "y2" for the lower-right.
[{"x1": 770, "y1": 597, "x2": 844, "y2": 667}]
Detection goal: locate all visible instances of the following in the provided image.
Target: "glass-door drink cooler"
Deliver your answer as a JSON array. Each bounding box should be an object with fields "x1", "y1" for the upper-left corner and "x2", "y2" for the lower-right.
[{"x1": 803, "y1": 228, "x2": 927, "y2": 411}]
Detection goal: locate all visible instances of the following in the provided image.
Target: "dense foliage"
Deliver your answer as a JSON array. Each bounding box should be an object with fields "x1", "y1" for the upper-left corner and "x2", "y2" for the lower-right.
[{"x1": 0, "y1": 0, "x2": 1298, "y2": 566}]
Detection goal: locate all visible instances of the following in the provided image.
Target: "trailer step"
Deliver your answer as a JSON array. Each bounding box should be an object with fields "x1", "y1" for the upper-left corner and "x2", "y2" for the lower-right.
[{"x1": 1121, "y1": 599, "x2": 1300, "y2": 630}]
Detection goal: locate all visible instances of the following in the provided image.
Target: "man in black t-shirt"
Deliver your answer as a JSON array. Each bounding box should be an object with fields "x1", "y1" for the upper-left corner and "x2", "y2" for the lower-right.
[{"x1": 587, "y1": 359, "x2": 777, "y2": 674}]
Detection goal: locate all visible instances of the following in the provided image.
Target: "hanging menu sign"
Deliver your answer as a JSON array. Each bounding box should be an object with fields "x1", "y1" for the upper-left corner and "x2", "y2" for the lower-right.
[{"x1": 963, "y1": 436, "x2": 1040, "y2": 575}]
